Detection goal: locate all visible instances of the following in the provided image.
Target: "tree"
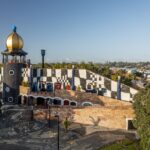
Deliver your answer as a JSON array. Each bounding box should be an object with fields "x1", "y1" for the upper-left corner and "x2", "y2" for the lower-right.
[
  {"x1": 64, "y1": 117, "x2": 71, "y2": 132},
  {"x1": 100, "y1": 66, "x2": 111, "y2": 78},
  {"x1": 133, "y1": 86, "x2": 150, "y2": 150}
]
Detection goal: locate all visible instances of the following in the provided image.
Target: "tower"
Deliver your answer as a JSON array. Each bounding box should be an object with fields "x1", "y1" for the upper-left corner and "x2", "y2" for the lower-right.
[{"x1": 1, "y1": 27, "x2": 27, "y2": 104}]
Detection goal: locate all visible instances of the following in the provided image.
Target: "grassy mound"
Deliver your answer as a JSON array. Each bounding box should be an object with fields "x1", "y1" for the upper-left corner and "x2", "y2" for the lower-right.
[{"x1": 99, "y1": 139, "x2": 140, "y2": 150}]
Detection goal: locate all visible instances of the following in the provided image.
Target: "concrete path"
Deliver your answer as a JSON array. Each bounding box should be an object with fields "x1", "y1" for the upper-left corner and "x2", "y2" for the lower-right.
[
  {"x1": 0, "y1": 130, "x2": 136, "y2": 150},
  {"x1": 0, "y1": 143, "x2": 30, "y2": 150},
  {"x1": 64, "y1": 131, "x2": 127, "y2": 150}
]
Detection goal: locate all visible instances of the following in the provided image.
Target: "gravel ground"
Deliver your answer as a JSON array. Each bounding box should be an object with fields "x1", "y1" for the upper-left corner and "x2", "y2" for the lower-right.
[
  {"x1": 0, "y1": 125, "x2": 136, "y2": 150},
  {"x1": 0, "y1": 144, "x2": 30, "y2": 150},
  {"x1": 0, "y1": 106, "x2": 137, "y2": 150}
]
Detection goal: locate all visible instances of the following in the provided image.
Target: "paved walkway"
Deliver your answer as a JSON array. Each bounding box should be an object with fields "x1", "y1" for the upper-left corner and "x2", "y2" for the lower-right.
[
  {"x1": 0, "y1": 128, "x2": 136, "y2": 150},
  {"x1": 0, "y1": 143, "x2": 30, "y2": 150},
  {"x1": 64, "y1": 130, "x2": 136, "y2": 150}
]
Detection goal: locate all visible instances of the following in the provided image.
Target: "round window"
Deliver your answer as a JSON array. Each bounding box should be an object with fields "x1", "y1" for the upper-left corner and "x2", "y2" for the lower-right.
[
  {"x1": 8, "y1": 97, "x2": 13, "y2": 102},
  {"x1": 5, "y1": 87, "x2": 10, "y2": 92},
  {"x1": 9, "y1": 70, "x2": 14, "y2": 75}
]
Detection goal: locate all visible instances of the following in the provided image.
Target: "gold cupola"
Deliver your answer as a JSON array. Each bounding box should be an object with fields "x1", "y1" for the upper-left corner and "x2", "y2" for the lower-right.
[{"x1": 6, "y1": 26, "x2": 24, "y2": 52}]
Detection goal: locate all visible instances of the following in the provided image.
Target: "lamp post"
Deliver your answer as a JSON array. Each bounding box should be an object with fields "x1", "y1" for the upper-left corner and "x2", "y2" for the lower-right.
[
  {"x1": 117, "y1": 76, "x2": 121, "y2": 100},
  {"x1": 72, "y1": 65, "x2": 75, "y2": 90},
  {"x1": 47, "y1": 100, "x2": 52, "y2": 128},
  {"x1": 41, "y1": 49, "x2": 46, "y2": 68},
  {"x1": 55, "y1": 115, "x2": 60, "y2": 150},
  {"x1": 48, "y1": 105, "x2": 51, "y2": 128}
]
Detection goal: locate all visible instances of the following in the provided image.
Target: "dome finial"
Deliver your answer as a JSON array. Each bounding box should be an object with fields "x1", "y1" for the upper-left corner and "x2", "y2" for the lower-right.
[
  {"x1": 13, "y1": 25, "x2": 17, "y2": 32},
  {"x1": 6, "y1": 26, "x2": 24, "y2": 51}
]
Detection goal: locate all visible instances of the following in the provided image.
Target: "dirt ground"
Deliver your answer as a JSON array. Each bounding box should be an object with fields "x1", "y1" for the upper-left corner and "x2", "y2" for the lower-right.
[{"x1": 0, "y1": 106, "x2": 137, "y2": 150}]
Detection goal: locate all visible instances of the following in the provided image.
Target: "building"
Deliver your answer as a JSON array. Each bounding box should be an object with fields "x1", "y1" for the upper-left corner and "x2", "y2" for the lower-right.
[
  {"x1": 0, "y1": 27, "x2": 138, "y2": 130},
  {"x1": 1, "y1": 27, "x2": 27, "y2": 104},
  {"x1": 0, "y1": 27, "x2": 138, "y2": 106}
]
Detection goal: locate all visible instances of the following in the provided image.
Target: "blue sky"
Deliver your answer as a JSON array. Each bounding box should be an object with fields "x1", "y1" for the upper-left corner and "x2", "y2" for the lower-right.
[{"x1": 0, "y1": 0, "x2": 150, "y2": 63}]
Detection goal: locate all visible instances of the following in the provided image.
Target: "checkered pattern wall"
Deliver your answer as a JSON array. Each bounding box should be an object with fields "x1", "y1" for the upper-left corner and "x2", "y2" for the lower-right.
[
  {"x1": 0, "y1": 67, "x2": 138, "y2": 101},
  {"x1": 20, "y1": 68, "x2": 138, "y2": 102}
]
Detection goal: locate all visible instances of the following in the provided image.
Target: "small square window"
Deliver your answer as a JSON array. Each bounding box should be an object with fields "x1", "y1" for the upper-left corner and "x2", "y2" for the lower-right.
[{"x1": 9, "y1": 70, "x2": 14, "y2": 75}]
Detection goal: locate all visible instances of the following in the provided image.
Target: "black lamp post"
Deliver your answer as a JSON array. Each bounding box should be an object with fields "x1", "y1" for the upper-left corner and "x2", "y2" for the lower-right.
[
  {"x1": 48, "y1": 104, "x2": 51, "y2": 128},
  {"x1": 55, "y1": 115, "x2": 60, "y2": 150},
  {"x1": 72, "y1": 65, "x2": 75, "y2": 90},
  {"x1": 41, "y1": 49, "x2": 46, "y2": 68},
  {"x1": 117, "y1": 76, "x2": 121, "y2": 100}
]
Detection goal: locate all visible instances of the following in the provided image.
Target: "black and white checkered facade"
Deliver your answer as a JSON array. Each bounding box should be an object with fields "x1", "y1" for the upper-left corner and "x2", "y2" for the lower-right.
[
  {"x1": 0, "y1": 67, "x2": 138, "y2": 102},
  {"x1": 20, "y1": 68, "x2": 138, "y2": 102}
]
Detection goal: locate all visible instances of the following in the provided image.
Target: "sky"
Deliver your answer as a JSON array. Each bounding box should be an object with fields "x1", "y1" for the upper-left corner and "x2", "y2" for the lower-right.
[{"x1": 0, "y1": 0, "x2": 150, "y2": 63}]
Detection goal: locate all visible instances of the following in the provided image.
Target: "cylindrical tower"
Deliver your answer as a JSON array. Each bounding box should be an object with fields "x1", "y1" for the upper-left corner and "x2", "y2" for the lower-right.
[{"x1": 1, "y1": 27, "x2": 28, "y2": 104}]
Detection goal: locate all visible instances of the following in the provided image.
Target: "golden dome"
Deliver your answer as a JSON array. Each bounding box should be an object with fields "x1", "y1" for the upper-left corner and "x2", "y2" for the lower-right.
[{"x1": 6, "y1": 27, "x2": 24, "y2": 52}]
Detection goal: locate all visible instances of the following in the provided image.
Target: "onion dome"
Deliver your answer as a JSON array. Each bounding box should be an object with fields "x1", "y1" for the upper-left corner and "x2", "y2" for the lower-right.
[{"x1": 6, "y1": 26, "x2": 24, "y2": 52}]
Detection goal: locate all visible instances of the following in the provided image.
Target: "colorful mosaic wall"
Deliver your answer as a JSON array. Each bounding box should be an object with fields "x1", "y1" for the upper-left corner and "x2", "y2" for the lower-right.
[
  {"x1": 0, "y1": 67, "x2": 137, "y2": 102},
  {"x1": 21, "y1": 68, "x2": 138, "y2": 102}
]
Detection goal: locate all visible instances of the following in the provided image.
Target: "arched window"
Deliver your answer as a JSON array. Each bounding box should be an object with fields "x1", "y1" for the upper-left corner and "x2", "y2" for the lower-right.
[
  {"x1": 47, "y1": 98, "x2": 53, "y2": 105},
  {"x1": 32, "y1": 82, "x2": 37, "y2": 92},
  {"x1": 65, "y1": 85, "x2": 71, "y2": 90},
  {"x1": 64, "y1": 99, "x2": 70, "y2": 105},
  {"x1": 28, "y1": 96, "x2": 35, "y2": 105},
  {"x1": 70, "y1": 101, "x2": 77, "y2": 106},
  {"x1": 17, "y1": 95, "x2": 22, "y2": 104},
  {"x1": 54, "y1": 82, "x2": 61, "y2": 90},
  {"x1": 37, "y1": 97, "x2": 45, "y2": 105},
  {"x1": 39, "y1": 82, "x2": 46, "y2": 92},
  {"x1": 82, "y1": 102, "x2": 93, "y2": 106},
  {"x1": 23, "y1": 96, "x2": 28, "y2": 105},
  {"x1": 53, "y1": 98, "x2": 62, "y2": 105},
  {"x1": 8, "y1": 97, "x2": 13, "y2": 102},
  {"x1": 46, "y1": 83, "x2": 53, "y2": 92}
]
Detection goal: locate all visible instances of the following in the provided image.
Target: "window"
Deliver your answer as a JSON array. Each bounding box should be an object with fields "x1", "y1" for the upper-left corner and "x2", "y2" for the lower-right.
[
  {"x1": 9, "y1": 70, "x2": 14, "y2": 75},
  {"x1": 5, "y1": 87, "x2": 10, "y2": 92},
  {"x1": 8, "y1": 97, "x2": 13, "y2": 102},
  {"x1": 70, "y1": 101, "x2": 77, "y2": 106},
  {"x1": 126, "y1": 118, "x2": 136, "y2": 130},
  {"x1": 82, "y1": 102, "x2": 93, "y2": 106}
]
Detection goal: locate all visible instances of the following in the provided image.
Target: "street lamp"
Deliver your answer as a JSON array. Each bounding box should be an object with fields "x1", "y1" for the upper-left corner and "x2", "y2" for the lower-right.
[
  {"x1": 48, "y1": 105, "x2": 51, "y2": 128},
  {"x1": 41, "y1": 49, "x2": 46, "y2": 68},
  {"x1": 55, "y1": 115, "x2": 60, "y2": 150},
  {"x1": 117, "y1": 76, "x2": 121, "y2": 100},
  {"x1": 72, "y1": 65, "x2": 75, "y2": 90},
  {"x1": 47, "y1": 100, "x2": 52, "y2": 128}
]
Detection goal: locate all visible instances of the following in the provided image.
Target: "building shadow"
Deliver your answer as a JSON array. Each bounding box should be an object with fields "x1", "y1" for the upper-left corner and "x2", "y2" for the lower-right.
[{"x1": 89, "y1": 116, "x2": 101, "y2": 126}]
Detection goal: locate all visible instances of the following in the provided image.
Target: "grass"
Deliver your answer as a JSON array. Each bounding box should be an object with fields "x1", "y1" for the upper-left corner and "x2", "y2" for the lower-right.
[{"x1": 99, "y1": 139, "x2": 140, "y2": 150}]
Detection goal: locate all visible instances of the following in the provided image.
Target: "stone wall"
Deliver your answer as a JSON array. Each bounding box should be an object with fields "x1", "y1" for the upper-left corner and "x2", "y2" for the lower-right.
[
  {"x1": 22, "y1": 85, "x2": 135, "y2": 129},
  {"x1": 73, "y1": 106, "x2": 134, "y2": 129},
  {"x1": 33, "y1": 103, "x2": 134, "y2": 130}
]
